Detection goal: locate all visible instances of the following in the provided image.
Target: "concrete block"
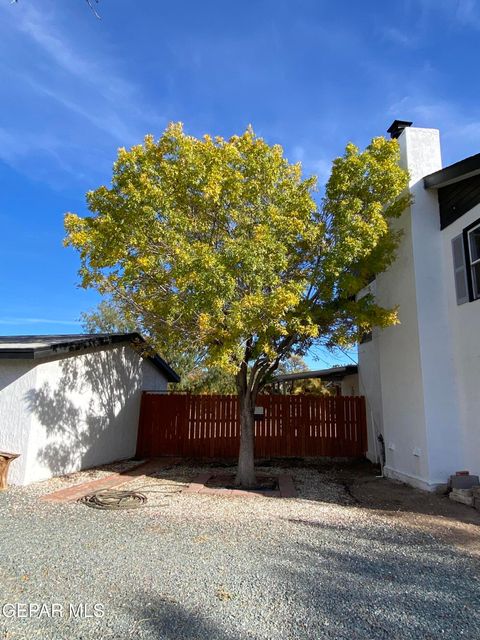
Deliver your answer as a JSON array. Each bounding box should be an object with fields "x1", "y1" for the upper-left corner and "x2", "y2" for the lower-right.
[
  {"x1": 474, "y1": 497, "x2": 480, "y2": 512},
  {"x1": 449, "y1": 474, "x2": 480, "y2": 490},
  {"x1": 449, "y1": 489, "x2": 474, "y2": 506}
]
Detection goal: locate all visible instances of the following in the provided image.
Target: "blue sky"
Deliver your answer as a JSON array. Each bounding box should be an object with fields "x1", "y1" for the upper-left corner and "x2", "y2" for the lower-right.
[{"x1": 1, "y1": 0, "x2": 480, "y2": 366}]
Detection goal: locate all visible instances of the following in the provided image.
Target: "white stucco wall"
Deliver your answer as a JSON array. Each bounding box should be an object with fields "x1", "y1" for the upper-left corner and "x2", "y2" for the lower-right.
[
  {"x1": 0, "y1": 344, "x2": 168, "y2": 486},
  {"x1": 359, "y1": 126, "x2": 467, "y2": 490},
  {"x1": 142, "y1": 357, "x2": 169, "y2": 392},
  {"x1": 442, "y1": 203, "x2": 480, "y2": 477},
  {"x1": 374, "y1": 191, "x2": 431, "y2": 488},
  {"x1": 340, "y1": 374, "x2": 359, "y2": 397},
  {"x1": 403, "y1": 128, "x2": 465, "y2": 485},
  {"x1": 357, "y1": 331, "x2": 383, "y2": 463},
  {"x1": 0, "y1": 362, "x2": 38, "y2": 485}
]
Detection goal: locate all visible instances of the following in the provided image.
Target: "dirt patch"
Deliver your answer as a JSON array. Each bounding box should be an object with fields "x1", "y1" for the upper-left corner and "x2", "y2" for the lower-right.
[
  {"x1": 182, "y1": 469, "x2": 297, "y2": 498},
  {"x1": 205, "y1": 474, "x2": 278, "y2": 492},
  {"x1": 338, "y1": 466, "x2": 480, "y2": 557}
]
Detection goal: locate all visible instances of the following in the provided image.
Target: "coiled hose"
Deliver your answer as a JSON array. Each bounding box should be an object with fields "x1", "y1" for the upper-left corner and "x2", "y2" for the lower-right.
[{"x1": 79, "y1": 490, "x2": 147, "y2": 510}]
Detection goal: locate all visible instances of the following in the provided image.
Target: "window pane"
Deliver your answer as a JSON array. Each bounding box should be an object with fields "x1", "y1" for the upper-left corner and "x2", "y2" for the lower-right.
[
  {"x1": 472, "y1": 262, "x2": 480, "y2": 299},
  {"x1": 469, "y1": 226, "x2": 480, "y2": 262}
]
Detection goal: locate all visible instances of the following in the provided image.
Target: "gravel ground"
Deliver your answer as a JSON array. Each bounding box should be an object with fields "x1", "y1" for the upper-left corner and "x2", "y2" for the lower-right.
[
  {"x1": 1, "y1": 460, "x2": 479, "y2": 640},
  {"x1": 12, "y1": 458, "x2": 146, "y2": 500}
]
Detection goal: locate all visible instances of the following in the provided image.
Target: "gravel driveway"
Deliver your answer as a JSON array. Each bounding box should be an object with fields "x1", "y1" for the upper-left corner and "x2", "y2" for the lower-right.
[{"x1": 1, "y1": 460, "x2": 479, "y2": 640}]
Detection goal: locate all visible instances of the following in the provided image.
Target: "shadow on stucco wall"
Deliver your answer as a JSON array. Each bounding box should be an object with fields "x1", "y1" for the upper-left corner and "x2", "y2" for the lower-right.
[{"x1": 24, "y1": 348, "x2": 142, "y2": 477}]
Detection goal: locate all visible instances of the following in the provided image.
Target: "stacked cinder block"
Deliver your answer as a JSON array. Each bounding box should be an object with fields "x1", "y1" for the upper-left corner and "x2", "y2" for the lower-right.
[
  {"x1": 448, "y1": 471, "x2": 480, "y2": 509},
  {"x1": 473, "y1": 487, "x2": 480, "y2": 511}
]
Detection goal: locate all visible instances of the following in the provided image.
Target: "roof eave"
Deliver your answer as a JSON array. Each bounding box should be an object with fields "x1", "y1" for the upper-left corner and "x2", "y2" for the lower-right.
[
  {"x1": 148, "y1": 355, "x2": 181, "y2": 383},
  {"x1": 0, "y1": 332, "x2": 181, "y2": 383},
  {"x1": 424, "y1": 153, "x2": 480, "y2": 189},
  {"x1": 0, "y1": 333, "x2": 139, "y2": 360},
  {"x1": 273, "y1": 364, "x2": 358, "y2": 383}
]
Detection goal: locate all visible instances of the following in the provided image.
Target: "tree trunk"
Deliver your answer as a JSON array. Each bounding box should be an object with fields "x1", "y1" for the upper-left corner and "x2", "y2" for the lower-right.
[{"x1": 235, "y1": 371, "x2": 256, "y2": 488}]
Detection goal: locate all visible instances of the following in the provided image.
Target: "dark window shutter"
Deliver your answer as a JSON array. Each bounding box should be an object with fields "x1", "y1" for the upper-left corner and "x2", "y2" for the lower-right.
[{"x1": 452, "y1": 235, "x2": 469, "y2": 305}]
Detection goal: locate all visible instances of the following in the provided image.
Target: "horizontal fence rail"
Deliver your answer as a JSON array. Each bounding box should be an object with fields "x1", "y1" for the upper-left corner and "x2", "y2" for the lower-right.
[{"x1": 137, "y1": 393, "x2": 367, "y2": 459}]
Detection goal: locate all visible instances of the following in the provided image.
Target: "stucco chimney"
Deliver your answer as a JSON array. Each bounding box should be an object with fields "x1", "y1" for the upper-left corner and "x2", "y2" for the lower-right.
[
  {"x1": 394, "y1": 123, "x2": 463, "y2": 483},
  {"x1": 396, "y1": 125, "x2": 442, "y2": 183}
]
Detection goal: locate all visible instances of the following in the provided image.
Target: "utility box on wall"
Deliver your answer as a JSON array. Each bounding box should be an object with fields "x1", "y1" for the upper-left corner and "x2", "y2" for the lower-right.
[{"x1": 254, "y1": 406, "x2": 265, "y2": 421}]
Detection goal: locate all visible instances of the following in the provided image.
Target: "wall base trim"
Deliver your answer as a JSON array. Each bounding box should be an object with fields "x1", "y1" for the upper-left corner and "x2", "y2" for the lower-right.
[{"x1": 383, "y1": 466, "x2": 444, "y2": 492}]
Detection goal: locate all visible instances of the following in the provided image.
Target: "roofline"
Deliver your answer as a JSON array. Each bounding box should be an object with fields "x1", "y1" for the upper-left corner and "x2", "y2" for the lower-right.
[
  {"x1": 273, "y1": 364, "x2": 358, "y2": 383},
  {"x1": 424, "y1": 152, "x2": 480, "y2": 189},
  {"x1": 147, "y1": 354, "x2": 180, "y2": 383},
  {"x1": 0, "y1": 332, "x2": 180, "y2": 383},
  {"x1": 0, "y1": 333, "x2": 137, "y2": 360}
]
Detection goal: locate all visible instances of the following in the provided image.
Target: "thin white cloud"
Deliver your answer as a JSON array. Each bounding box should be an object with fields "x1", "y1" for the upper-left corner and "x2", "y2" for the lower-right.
[
  {"x1": 417, "y1": 0, "x2": 480, "y2": 29},
  {"x1": 455, "y1": 0, "x2": 480, "y2": 27},
  {"x1": 380, "y1": 27, "x2": 418, "y2": 48},
  {"x1": 0, "y1": 318, "x2": 81, "y2": 326},
  {"x1": 290, "y1": 145, "x2": 332, "y2": 185},
  {"x1": 18, "y1": 6, "x2": 97, "y2": 81},
  {"x1": 388, "y1": 95, "x2": 480, "y2": 164},
  {"x1": 0, "y1": 126, "x2": 63, "y2": 163},
  {"x1": 15, "y1": 6, "x2": 159, "y2": 129},
  {"x1": 0, "y1": 2, "x2": 164, "y2": 184},
  {"x1": 310, "y1": 158, "x2": 333, "y2": 186},
  {"x1": 24, "y1": 79, "x2": 137, "y2": 144}
]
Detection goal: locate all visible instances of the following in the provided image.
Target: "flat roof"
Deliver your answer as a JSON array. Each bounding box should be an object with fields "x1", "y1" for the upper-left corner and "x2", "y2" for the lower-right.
[
  {"x1": 0, "y1": 333, "x2": 180, "y2": 383},
  {"x1": 424, "y1": 152, "x2": 480, "y2": 189},
  {"x1": 273, "y1": 364, "x2": 358, "y2": 383}
]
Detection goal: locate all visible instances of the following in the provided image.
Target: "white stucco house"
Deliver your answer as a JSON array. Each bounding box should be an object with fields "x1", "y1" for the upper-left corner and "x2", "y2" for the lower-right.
[
  {"x1": 0, "y1": 333, "x2": 179, "y2": 486},
  {"x1": 359, "y1": 120, "x2": 480, "y2": 491}
]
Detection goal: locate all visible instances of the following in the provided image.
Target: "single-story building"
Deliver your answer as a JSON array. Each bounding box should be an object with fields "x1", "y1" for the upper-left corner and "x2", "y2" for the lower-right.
[
  {"x1": 0, "y1": 333, "x2": 179, "y2": 486},
  {"x1": 272, "y1": 365, "x2": 359, "y2": 396}
]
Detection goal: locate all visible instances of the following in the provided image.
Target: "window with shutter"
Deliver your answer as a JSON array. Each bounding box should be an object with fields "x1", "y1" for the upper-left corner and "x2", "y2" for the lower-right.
[{"x1": 451, "y1": 235, "x2": 469, "y2": 305}]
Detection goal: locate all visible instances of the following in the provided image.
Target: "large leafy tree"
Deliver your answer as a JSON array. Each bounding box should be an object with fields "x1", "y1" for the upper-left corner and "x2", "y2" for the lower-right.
[
  {"x1": 80, "y1": 297, "x2": 237, "y2": 393},
  {"x1": 65, "y1": 123, "x2": 409, "y2": 487},
  {"x1": 80, "y1": 299, "x2": 137, "y2": 334}
]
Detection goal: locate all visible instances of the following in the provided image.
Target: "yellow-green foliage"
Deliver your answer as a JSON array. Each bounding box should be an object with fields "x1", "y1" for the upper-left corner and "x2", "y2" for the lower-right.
[{"x1": 65, "y1": 124, "x2": 410, "y2": 382}]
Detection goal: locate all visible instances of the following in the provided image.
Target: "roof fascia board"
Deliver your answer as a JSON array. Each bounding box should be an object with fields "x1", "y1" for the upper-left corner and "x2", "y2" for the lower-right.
[
  {"x1": 424, "y1": 154, "x2": 480, "y2": 189},
  {"x1": 0, "y1": 333, "x2": 181, "y2": 383},
  {"x1": 274, "y1": 365, "x2": 358, "y2": 383}
]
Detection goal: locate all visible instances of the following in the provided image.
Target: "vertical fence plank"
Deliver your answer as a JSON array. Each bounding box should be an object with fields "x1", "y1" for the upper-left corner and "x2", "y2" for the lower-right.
[{"x1": 136, "y1": 393, "x2": 368, "y2": 459}]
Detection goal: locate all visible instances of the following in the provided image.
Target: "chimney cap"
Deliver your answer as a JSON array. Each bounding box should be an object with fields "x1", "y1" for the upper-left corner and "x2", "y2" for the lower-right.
[{"x1": 387, "y1": 120, "x2": 413, "y2": 139}]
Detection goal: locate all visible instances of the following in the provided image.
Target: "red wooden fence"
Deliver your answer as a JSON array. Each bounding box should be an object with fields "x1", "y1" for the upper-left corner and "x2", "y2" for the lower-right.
[{"x1": 136, "y1": 393, "x2": 367, "y2": 459}]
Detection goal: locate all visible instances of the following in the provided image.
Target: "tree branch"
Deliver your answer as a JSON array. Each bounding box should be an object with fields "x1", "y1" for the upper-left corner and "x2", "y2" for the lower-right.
[{"x1": 85, "y1": 0, "x2": 101, "y2": 19}]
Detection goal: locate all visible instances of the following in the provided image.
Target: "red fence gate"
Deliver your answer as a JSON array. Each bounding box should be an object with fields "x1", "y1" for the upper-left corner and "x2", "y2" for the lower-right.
[{"x1": 136, "y1": 393, "x2": 367, "y2": 459}]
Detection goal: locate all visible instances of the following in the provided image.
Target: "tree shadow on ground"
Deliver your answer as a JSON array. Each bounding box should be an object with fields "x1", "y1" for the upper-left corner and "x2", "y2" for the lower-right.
[
  {"x1": 135, "y1": 455, "x2": 480, "y2": 558},
  {"x1": 122, "y1": 512, "x2": 480, "y2": 640},
  {"x1": 276, "y1": 516, "x2": 480, "y2": 639},
  {"x1": 24, "y1": 348, "x2": 142, "y2": 476},
  {"x1": 126, "y1": 597, "x2": 244, "y2": 640}
]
